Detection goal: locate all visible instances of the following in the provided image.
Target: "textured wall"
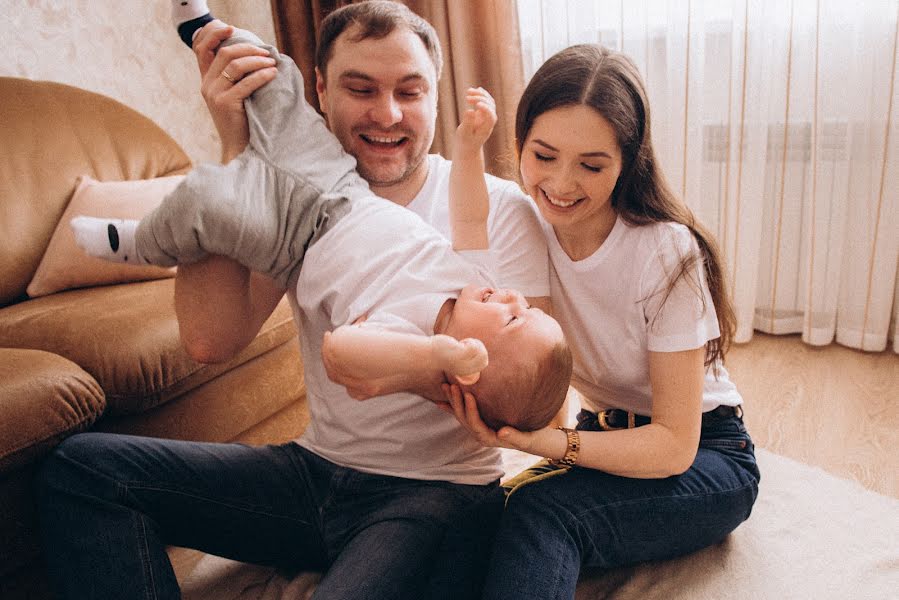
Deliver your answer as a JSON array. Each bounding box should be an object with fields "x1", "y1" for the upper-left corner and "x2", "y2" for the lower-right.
[{"x1": 2, "y1": 1, "x2": 276, "y2": 165}]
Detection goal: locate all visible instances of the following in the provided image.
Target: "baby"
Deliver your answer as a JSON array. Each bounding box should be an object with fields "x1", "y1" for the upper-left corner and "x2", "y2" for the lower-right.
[{"x1": 72, "y1": 0, "x2": 572, "y2": 431}]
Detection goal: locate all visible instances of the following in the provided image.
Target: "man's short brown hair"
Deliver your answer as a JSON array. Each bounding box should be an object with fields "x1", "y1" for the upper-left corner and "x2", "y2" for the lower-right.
[{"x1": 316, "y1": 1, "x2": 443, "y2": 79}]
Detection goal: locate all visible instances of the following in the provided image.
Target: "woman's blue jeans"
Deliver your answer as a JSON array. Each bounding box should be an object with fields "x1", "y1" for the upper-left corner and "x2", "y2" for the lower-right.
[
  {"x1": 482, "y1": 414, "x2": 761, "y2": 600},
  {"x1": 35, "y1": 432, "x2": 500, "y2": 600}
]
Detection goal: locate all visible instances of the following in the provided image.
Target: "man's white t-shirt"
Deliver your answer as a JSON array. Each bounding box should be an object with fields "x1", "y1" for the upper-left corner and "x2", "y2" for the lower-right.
[
  {"x1": 289, "y1": 156, "x2": 550, "y2": 484},
  {"x1": 546, "y1": 217, "x2": 743, "y2": 416},
  {"x1": 290, "y1": 195, "x2": 503, "y2": 485},
  {"x1": 407, "y1": 154, "x2": 549, "y2": 298}
]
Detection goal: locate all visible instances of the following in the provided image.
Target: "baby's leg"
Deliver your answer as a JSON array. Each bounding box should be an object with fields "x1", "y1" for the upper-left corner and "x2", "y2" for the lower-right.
[
  {"x1": 73, "y1": 6, "x2": 362, "y2": 285},
  {"x1": 70, "y1": 1, "x2": 215, "y2": 266},
  {"x1": 135, "y1": 26, "x2": 365, "y2": 283},
  {"x1": 219, "y1": 30, "x2": 368, "y2": 197}
]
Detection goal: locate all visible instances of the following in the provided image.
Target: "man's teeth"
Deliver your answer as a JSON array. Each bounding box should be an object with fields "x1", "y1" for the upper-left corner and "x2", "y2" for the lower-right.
[
  {"x1": 545, "y1": 191, "x2": 580, "y2": 208},
  {"x1": 363, "y1": 135, "x2": 403, "y2": 144}
]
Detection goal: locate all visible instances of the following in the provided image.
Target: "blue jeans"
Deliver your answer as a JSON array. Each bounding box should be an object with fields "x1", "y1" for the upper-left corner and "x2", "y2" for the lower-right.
[
  {"x1": 35, "y1": 433, "x2": 499, "y2": 600},
  {"x1": 482, "y1": 414, "x2": 761, "y2": 600}
]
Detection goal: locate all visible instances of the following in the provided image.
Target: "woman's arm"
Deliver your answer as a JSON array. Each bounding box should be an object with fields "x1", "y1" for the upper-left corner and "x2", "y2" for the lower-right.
[{"x1": 445, "y1": 346, "x2": 706, "y2": 478}]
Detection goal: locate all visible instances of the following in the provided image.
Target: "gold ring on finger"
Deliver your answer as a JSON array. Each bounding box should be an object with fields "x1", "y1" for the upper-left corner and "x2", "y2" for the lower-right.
[{"x1": 221, "y1": 69, "x2": 237, "y2": 84}]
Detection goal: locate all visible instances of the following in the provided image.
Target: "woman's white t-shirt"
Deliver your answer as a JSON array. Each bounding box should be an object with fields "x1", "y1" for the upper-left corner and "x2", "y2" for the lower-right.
[{"x1": 545, "y1": 216, "x2": 743, "y2": 415}]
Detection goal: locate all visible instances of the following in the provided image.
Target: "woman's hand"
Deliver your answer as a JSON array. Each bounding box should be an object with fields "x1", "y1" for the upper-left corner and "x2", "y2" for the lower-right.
[
  {"x1": 192, "y1": 20, "x2": 278, "y2": 162},
  {"x1": 439, "y1": 384, "x2": 567, "y2": 459}
]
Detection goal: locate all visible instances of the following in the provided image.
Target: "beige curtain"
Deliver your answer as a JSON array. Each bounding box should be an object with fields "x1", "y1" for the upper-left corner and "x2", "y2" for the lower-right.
[{"x1": 269, "y1": 0, "x2": 526, "y2": 179}]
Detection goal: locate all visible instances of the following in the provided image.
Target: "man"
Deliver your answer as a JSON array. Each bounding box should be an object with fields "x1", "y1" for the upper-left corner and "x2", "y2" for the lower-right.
[{"x1": 37, "y1": 3, "x2": 549, "y2": 599}]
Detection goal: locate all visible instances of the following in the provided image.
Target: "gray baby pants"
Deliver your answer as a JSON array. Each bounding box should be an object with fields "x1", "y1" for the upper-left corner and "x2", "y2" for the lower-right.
[{"x1": 135, "y1": 29, "x2": 368, "y2": 288}]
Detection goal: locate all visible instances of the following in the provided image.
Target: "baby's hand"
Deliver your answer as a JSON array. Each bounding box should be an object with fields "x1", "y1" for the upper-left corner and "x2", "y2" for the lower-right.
[
  {"x1": 454, "y1": 87, "x2": 497, "y2": 154},
  {"x1": 431, "y1": 335, "x2": 488, "y2": 386}
]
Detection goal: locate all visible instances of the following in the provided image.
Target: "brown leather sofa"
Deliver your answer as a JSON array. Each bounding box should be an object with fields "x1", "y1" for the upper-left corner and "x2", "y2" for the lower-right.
[{"x1": 0, "y1": 77, "x2": 309, "y2": 599}]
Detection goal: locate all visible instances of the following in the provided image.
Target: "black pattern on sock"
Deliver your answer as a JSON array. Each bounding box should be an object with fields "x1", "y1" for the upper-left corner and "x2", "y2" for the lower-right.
[{"x1": 177, "y1": 13, "x2": 214, "y2": 48}]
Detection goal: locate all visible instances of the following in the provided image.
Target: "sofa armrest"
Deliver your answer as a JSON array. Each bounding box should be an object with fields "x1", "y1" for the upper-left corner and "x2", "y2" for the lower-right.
[{"x1": 0, "y1": 348, "x2": 105, "y2": 474}]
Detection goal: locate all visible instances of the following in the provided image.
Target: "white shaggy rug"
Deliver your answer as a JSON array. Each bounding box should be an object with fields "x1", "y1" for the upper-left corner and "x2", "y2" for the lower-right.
[{"x1": 181, "y1": 448, "x2": 899, "y2": 600}]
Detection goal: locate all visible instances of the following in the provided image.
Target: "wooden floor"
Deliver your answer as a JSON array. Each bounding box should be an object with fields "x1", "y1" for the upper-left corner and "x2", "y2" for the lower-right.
[{"x1": 725, "y1": 332, "x2": 898, "y2": 498}]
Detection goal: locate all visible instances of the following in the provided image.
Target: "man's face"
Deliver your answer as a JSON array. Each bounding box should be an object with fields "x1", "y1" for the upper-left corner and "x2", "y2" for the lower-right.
[{"x1": 316, "y1": 25, "x2": 438, "y2": 196}]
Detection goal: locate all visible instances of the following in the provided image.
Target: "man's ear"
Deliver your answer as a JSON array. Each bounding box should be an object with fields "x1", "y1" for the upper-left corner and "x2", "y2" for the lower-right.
[{"x1": 314, "y1": 67, "x2": 327, "y2": 114}]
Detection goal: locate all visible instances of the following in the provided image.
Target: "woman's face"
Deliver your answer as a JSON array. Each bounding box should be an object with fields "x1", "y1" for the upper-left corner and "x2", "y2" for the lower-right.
[{"x1": 519, "y1": 104, "x2": 623, "y2": 237}]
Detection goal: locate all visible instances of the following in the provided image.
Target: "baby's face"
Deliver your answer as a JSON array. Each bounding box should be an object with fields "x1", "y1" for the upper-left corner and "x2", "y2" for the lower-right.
[{"x1": 444, "y1": 285, "x2": 564, "y2": 361}]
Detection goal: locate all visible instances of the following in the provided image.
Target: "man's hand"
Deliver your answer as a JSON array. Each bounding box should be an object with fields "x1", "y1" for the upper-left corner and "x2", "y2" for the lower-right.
[
  {"x1": 453, "y1": 87, "x2": 497, "y2": 154},
  {"x1": 192, "y1": 20, "x2": 278, "y2": 162}
]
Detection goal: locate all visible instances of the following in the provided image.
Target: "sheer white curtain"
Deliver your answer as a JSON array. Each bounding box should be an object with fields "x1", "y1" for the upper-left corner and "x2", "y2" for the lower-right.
[{"x1": 518, "y1": 0, "x2": 899, "y2": 353}]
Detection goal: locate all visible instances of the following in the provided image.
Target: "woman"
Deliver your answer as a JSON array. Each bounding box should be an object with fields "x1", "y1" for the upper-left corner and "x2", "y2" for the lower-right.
[{"x1": 443, "y1": 44, "x2": 761, "y2": 599}]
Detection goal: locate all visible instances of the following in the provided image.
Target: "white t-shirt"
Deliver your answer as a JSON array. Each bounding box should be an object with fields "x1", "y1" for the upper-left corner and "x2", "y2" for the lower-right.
[
  {"x1": 546, "y1": 217, "x2": 743, "y2": 416},
  {"x1": 291, "y1": 196, "x2": 502, "y2": 484},
  {"x1": 407, "y1": 154, "x2": 549, "y2": 297}
]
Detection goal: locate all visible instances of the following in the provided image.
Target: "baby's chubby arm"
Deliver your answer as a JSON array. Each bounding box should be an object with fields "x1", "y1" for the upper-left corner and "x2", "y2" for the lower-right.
[
  {"x1": 322, "y1": 322, "x2": 488, "y2": 400},
  {"x1": 449, "y1": 87, "x2": 497, "y2": 251}
]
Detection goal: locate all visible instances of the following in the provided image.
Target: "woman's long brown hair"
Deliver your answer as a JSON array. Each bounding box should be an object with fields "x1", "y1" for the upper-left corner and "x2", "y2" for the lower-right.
[{"x1": 516, "y1": 44, "x2": 735, "y2": 367}]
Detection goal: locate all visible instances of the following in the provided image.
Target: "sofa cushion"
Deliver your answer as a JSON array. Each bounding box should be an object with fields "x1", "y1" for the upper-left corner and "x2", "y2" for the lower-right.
[
  {"x1": 0, "y1": 279, "x2": 298, "y2": 415},
  {"x1": 27, "y1": 175, "x2": 181, "y2": 298},
  {"x1": 0, "y1": 348, "x2": 105, "y2": 473},
  {"x1": 0, "y1": 77, "x2": 191, "y2": 307}
]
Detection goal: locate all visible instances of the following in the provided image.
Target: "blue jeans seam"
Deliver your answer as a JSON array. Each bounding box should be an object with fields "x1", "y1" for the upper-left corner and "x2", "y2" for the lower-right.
[{"x1": 133, "y1": 509, "x2": 158, "y2": 600}]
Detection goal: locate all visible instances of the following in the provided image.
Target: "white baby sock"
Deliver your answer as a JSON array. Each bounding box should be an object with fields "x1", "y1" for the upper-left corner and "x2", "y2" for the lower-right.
[
  {"x1": 71, "y1": 216, "x2": 147, "y2": 265},
  {"x1": 172, "y1": 0, "x2": 212, "y2": 47},
  {"x1": 171, "y1": 0, "x2": 210, "y2": 28}
]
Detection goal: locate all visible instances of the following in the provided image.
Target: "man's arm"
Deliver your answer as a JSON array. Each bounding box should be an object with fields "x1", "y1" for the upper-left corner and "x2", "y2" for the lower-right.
[
  {"x1": 175, "y1": 255, "x2": 285, "y2": 363},
  {"x1": 174, "y1": 22, "x2": 286, "y2": 364},
  {"x1": 449, "y1": 88, "x2": 497, "y2": 250}
]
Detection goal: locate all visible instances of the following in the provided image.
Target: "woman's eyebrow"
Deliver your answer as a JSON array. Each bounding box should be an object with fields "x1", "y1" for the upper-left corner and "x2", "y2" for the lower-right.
[
  {"x1": 581, "y1": 150, "x2": 612, "y2": 159},
  {"x1": 532, "y1": 139, "x2": 612, "y2": 159}
]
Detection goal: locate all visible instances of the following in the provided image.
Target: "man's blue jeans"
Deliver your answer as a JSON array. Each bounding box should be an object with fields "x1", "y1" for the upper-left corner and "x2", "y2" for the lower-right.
[
  {"x1": 482, "y1": 415, "x2": 761, "y2": 600},
  {"x1": 35, "y1": 433, "x2": 500, "y2": 600}
]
